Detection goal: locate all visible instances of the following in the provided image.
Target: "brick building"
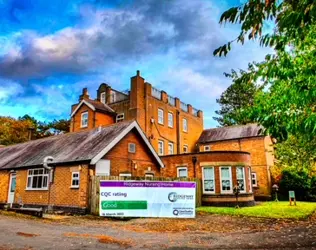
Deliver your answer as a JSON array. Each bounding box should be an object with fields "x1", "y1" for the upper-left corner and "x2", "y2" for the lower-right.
[
  {"x1": 0, "y1": 71, "x2": 273, "y2": 212},
  {"x1": 69, "y1": 70, "x2": 273, "y2": 201},
  {"x1": 0, "y1": 121, "x2": 164, "y2": 213},
  {"x1": 197, "y1": 124, "x2": 273, "y2": 200},
  {"x1": 70, "y1": 70, "x2": 204, "y2": 155}
]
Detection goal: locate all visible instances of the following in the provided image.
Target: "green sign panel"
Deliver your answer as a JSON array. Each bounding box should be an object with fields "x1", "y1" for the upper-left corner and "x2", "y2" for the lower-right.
[
  {"x1": 289, "y1": 191, "x2": 295, "y2": 198},
  {"x1": 101, "y1": 201, "x2": 147, "y2": 210}
]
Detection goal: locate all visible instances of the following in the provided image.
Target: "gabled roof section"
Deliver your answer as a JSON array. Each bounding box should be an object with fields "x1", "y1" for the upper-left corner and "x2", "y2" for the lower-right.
[
  {"x1": 0, "y1": 121, "x2": 164, "y2": 170},
  {"x1": 71, "y1": 99, "x2": 115, "y2": 117},
  {"x1": 198, "y1": 124, "x2": 264, "y2": 144}
]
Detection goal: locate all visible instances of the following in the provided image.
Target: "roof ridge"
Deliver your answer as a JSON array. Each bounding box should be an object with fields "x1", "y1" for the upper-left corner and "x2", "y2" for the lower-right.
[{"x1": 203, "y1": 123, "x2": 260, "y2": 131}]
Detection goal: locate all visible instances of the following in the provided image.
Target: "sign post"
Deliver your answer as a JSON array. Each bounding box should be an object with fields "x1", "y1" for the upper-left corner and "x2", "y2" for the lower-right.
[
  {"x1": 289, "y1": 191, "x2": 296, "y2": 206},
  {"x1": 99, "y1": 180, "x2": 196, "y2": 218}
]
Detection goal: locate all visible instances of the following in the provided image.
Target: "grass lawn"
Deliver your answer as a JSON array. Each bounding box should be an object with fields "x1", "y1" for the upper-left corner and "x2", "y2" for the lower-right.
[{"x1": 197, "y1": 202, "x2": 316, "y2": 219}]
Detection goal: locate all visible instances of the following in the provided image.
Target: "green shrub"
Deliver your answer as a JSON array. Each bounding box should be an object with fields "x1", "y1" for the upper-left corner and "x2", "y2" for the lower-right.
[{"x1": 279, "y1": 168, "x2": 311, "y2": 201}]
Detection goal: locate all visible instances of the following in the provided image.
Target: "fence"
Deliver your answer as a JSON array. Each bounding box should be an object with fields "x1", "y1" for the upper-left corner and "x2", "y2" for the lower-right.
[{"x1": 89, "y1": 176, "x2": 202, "y2": 215}]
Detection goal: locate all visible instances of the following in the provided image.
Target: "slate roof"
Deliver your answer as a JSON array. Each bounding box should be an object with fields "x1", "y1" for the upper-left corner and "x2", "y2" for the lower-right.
[
  {"x1": 0, "y1": 121, "x2": 133, "y2": 170},
  {"x1": 198, "y1": 124, "x2": 264, "y2": 144},
  {"x1": 85, "y1": 99, "x2": 115, "y2": 114}
]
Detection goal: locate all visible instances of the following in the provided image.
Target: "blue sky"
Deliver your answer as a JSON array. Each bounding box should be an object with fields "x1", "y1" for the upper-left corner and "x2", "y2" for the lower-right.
[{"x1": 0, "y1": 0, "x2": 269, "y2": 128}]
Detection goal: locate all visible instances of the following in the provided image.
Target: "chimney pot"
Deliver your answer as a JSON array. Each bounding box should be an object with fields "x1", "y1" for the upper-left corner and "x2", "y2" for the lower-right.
[{"x1": 136, "y1": 70, "x2": 140, "y2": 76}]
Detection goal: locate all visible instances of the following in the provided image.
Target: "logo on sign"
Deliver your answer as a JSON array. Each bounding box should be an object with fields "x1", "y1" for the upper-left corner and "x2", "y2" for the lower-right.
[
  {"x1": 173, "y1": 208, "x2": 194, "y2": 216},
  {"x1": 168, "y1": 192, "x2": 194, "y2": 202}
]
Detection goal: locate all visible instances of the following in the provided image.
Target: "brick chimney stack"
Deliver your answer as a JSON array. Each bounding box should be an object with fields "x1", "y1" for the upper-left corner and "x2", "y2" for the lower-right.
[{"x1": 79, "y1": 88, "x2": 90, "y2": 101}]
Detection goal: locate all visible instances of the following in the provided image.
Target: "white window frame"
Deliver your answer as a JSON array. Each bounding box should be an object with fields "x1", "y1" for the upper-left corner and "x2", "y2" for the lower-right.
[
  {"x1": 26, "y1": 168, "x2": 49, "y2": 190},
  {"x1": 183, "y1": 144, "x2": 188, "y2": 153},
  {"x1": 177, "y1": 167, "x2": 188, "y2": 178},
  {"x1": 116, "y1": 113, "x2": 124, "y2": 123},
  {"x1": 158, "y1": 140, "x2": 164, "y2": 156},
  {"x1": 145, "y1": 173, "x2": 154, "y2": 180},
  {"x1": 158, "y1": 108, "x2": 164, "y2": 125},
  {"x1": 100, "y1": 92, "x2": 106, "y2": 104},
  {"x1": 204, "y1": 145, "x2": 211, "y2": 152},
  {"x1": 81, "y1": 112, "x2": 88, "y2": 128},
  {"x1": 168, "y1": 112, "x2": 173, "y2": 128},
  {"x1": 236, "y1": 166, "x2": 246, "y2": 193},
  {"x1": 252, "y1": 172, "x2": 257, "y2": 187},
  {"x1": 220, "y1": 166, "x2": 232, "y2": 194},
  {"x1": 183, "y1": 118, "x2": 188, "y2": 132},
  {"x1": 128, "y1": 143, "x2": 136, "y2": 153},
  {"x1": 71, "y1": 172, "x2": 80, "y2": 188},
  {"x1": 110, "y1": 90, "x2": 116, "y2": 103},
  {"x1": 119, "y1": 173, "x2": 132, "y2": 180},
  {"x1": 168, "y1": 142, "x2": 174, "y2": 155},
  {"x1": 202, "y1": 167, "x2": 215, "y2": 194}
]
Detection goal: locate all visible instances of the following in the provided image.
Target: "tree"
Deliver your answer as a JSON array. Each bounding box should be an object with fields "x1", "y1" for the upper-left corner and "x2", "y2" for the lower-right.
[
  {"x1": 214, "y1": 65, "x2": 262, "y2": 126},
  {"x1": 0, "y1": 117, "x2": 34, "y2": 145},
  {"x1": 214, "y1": 0, "x2": 316, "y2": 142},
  {"x1": 0, "y1": 115, "x2": 70, "y2": 146}
]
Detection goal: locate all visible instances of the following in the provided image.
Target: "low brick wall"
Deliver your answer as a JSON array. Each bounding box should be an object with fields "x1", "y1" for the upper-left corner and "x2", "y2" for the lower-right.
[{"x1": 202, "y1": 193, "x2": 255, "y2": 207}]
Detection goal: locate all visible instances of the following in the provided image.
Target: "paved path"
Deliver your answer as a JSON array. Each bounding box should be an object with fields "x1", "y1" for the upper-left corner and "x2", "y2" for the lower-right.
[{"x1": 0, "y1": 213, "x2": 315, "y2": 249}]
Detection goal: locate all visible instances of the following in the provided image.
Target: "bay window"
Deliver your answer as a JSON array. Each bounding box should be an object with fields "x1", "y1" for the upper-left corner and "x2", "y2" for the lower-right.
[
  {"x1": 236, "y1": 167, "x2": 246, "y2": 192},
  {"x1": 202, "y1": 167, "x2": 215, "y2": 193},
  {"x1": 220, "y1": 167, "x2": 232, "y2": 193}
]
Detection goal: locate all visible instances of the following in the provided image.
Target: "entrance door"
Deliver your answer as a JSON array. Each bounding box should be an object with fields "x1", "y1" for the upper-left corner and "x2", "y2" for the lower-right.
[{"x1": 7, "y1": 173, "x2": 16, "y2": 204}]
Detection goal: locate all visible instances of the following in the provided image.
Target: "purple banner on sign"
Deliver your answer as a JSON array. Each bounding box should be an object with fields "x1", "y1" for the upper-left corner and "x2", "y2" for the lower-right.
[{"x1": 100, "y1": 181, "x2": 196, "y2": 188}]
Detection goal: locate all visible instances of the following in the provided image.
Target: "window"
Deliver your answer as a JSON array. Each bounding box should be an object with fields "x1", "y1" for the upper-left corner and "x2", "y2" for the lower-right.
[
  {"x1": 158, "y1": 108, "x2": 164, "y2": 124},
  {"x1": 119, "y1": 173, "x2": 131, "y2": 180},
  {"x1": 252, "y1": 172, "x2": 257, "y2": 187},
  {"x1": 116, "y1": 113, "x2": 124, "y2": 123},
  {"x1": 236, "y1": 167, "x2": 246, "y2": 192},
  {"x1": 71, "y1": 172, "x2": 80, "y2": 188},
  {"x1": 183, "y1": 145, "x2": 188, "y2": 153},
  {"x1": 220, "y1": 167, "x2": 232, "y2": 193},
  {"x1": 81, "y1": 112, "x2": 88, "y2": 128},
  {"x1": 168, "y1": 142, "x2": 174, "y2": 155},
  {"x1": 204, "y1": 145, "x2": 211, "y2": 152},
  {"x1": 202, "y1": 167, "x2": 215, "y2": 193},
  {"x1": 249, "y1": 168, "x2": 253, "y2": 192},
  {"x1": 177, "y1": 167, "x2": 188, "y2": 178},
  {"x1": 110, "y1": 90, "x2": 116, "y2": 103},
  {"x1": 168, "y1": 112, "x2": 173, "y2": 128},
  {"x1": 128, "y1": 143, "x2": 136, "y2": 153},
  {"x1": 158, "y1": 140, "x2": 164, "y2": 156},
  {"x1": 145, "y1": 173, "x2": 154, "y2": 180},
  {"x1": 100, "y1": 92, "x2": 106, "y2": 104},
  {"x1": 183, "y1": 118, "x2": 188, "y2": 132},
  {"x1": 27, "y1": 168, "x2": 49, "y2": 190}
]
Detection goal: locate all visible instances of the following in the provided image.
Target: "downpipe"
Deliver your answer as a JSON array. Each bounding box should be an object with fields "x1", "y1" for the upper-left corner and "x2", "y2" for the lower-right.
[{"x1": 43, "y1": 156, "x2": 54, "y2": 213}]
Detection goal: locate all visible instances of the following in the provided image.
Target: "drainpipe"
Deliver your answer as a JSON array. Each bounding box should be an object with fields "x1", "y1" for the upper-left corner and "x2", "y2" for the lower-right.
[
  {"x1": 43, "y1": 156, "x2": 54, "y2": 213},
  {"x1": 176, "y1": 111, "x2": 181, "y2": 154}
]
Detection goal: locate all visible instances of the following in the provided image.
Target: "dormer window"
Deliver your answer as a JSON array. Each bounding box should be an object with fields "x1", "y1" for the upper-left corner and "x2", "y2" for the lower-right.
[
  {"x1": 110, "y1": 90, "x2": 116, "y2": 103},
  {"x1": 81, "y1": 112, "x2": 88, "y2": 128},
  {"x1": 100, "y1": 92, "x2": 106, "y2": 104}
]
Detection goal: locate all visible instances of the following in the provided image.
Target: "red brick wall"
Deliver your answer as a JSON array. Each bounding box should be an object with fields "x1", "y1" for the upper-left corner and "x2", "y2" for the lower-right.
[
  {"x1": 161, "y1": 152, "x2": 252, "y2": 195},
  {"x1": 199, "y1": 137, "x2": 273, "y2": 198},
  {"x1": 104, "y1": 128, "x2": 161, "y2": 177},
  {"x1": 11, "y1": 165, "x2": 89, "y2": 208},
  {"x1": 0, "y1": 170, "x2": 9, "y2": 203},
  {"x1": 70, "y1": 103, "x2": 114, "y2": 132}
]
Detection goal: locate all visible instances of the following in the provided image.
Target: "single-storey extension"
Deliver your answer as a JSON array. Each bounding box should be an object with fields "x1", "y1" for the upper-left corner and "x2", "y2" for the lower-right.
[{"x1": 0, "y1": 121, "x2": 164, "y2": 214}]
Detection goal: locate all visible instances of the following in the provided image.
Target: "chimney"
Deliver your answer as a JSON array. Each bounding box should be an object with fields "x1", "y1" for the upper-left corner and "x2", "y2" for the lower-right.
[{"x1": 79, "y1": 88, "x2": 90, "y2": 101}]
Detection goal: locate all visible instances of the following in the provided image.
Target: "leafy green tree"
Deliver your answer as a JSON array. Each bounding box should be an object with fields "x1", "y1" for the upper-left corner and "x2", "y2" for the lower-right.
[
  {"x1": 214, "y1": 65, "x2": 262, "y2": 126},
  {"x1": 214, "y1": 0, "x2": 316, "y2": 141}
]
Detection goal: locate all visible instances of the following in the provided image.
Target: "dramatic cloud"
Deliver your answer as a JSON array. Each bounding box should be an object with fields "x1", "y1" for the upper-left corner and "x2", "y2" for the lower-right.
[{"x1": 0, "y1": 0, "x2": 269, "y2": 127}]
